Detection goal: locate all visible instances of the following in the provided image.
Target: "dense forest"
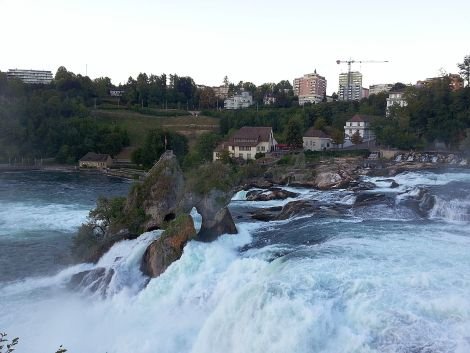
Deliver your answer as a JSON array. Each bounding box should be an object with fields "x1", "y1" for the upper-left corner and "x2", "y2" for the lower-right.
[{"x1": 1, "y1": 56, "x2": 469, "y2": 165}]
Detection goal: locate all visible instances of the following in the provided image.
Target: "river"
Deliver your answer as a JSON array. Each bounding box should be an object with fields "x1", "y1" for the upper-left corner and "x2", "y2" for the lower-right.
[{"x1": 0, "y1": 169, "x2": 469, "y2": 353}]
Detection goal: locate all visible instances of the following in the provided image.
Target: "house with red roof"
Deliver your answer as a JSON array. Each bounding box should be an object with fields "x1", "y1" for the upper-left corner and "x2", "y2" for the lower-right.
[{"x1": 213, "y1": 126, "x2": 277, "y2": 161}]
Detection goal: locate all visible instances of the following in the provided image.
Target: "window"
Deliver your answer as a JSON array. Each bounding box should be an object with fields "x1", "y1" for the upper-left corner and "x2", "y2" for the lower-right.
[
  {"x1": 247, "y1": 153, "x2": 252, "y2": 159},
  {"x1": 239, "y1": 153, "x2": 243, "y2": 158},
  {"x1": 261, "y1": 146, "x2": 265, "y2": 151}
]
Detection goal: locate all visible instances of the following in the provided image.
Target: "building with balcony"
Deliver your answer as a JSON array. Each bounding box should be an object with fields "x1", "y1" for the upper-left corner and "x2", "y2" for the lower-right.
[
  {"x1": 386, "y1": 89, "x2": 407, "y2": 117},
  {"x1": 7, "y1": 69, "x2": 53, "y2": 84},
  {"x1": 338, "y1": 71, "x2": 363, "y2": 101},
  {"x1": 213, "y1": 126, "x2": 277, "y2": 161},
  {"x1": 224, "y1": 91, "x2": 253, "y2": 110},
  {"x1": 344, "y1": 115, "x2": 375, "y2": 142},
  {"x1": 293, "y1": 70, "x2": 327, "y2": 105}
]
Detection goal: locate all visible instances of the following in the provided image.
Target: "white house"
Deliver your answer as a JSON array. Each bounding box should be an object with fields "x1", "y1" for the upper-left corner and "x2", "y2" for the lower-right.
[
  {"x1": 344, "y1": 115, "x2": 375, "y2": 142},
  {"x1": 213, "y1": 126, "x2": 277, "y2": 161},
  {"x1": 224, "y1": 91, "x2": 253, "y2": 109},
  {"x1": 386, "y1": 90, "x2": 407, "y2": 116},
  {"x1": 303, "y1": 128, "x2": 332, "y2": 151}
]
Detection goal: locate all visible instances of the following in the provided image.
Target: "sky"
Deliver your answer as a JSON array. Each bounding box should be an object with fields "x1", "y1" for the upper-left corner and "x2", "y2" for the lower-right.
[{"x1": 1, "y1": 0, "x2": 469, "y2": 94}]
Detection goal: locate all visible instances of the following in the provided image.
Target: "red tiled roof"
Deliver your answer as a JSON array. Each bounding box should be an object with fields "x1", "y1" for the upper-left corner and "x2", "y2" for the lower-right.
[
  {"x1": 231, "y1": 126, "x2": 272, "y2": 146},
  {"x1": 303, "y1": 128, "x2": 330, "y2": 138}
]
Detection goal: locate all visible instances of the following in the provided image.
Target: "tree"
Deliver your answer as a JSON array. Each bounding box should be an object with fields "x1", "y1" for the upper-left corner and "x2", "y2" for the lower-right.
[
  {"x1": 458, "y1": 55, "x2": 470, "y2": 87},
  {"x1": 351, "y1": 130, "x2": 363, "y2": 144},
  {"x1": 285, "y1": 117, "x2": 303, "y2": 149},
  {"x1": 331, "y1": 129, "x2": 345, "y2": 146}
]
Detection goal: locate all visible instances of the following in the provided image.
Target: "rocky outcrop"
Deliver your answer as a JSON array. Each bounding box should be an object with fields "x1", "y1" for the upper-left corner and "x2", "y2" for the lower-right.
[
  {"x1": 125, "y1": 150, "x2": 185, "y2": 232},
  {"x1": 141, "y1": 214, "x2": 197, "y2": 278},
  {"x1": 246, "y1": 188, "x2": 299, "y2": 201},
  {"x1": 191, "y1": 189, "x2": 238, "y2": 242},
  {"x1": 399, "y1": 187, "x2": 436, "y2": 217},
  {"x1": 68, "y1": 267, "x2": 115, "y2": 296},
  {"x1": 314, "y1": 171, "x2": 352, "y2": 190}
]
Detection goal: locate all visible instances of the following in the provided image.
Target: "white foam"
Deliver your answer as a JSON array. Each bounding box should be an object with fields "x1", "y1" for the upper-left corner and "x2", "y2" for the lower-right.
[{"x1": 0, "y1": 202, "x2": 89, "y2": 236}]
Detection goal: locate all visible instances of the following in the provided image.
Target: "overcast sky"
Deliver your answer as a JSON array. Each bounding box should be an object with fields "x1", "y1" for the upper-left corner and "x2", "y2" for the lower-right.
[{"x1": 1, "y1": 0, "x2": 469, "y2": 94}]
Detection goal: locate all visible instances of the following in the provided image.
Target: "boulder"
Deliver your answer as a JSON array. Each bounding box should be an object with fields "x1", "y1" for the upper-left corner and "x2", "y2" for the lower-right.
[
  {"x1": 246, "y1": 188, "x2": 299, "y2": 201},
  {"x1": 141, "y1": 214, "x2": 197, "y2": 278},
  {"x1": 314, "y1": 170, "x2": 352, "y2": 190},
  {"x1": 354, "y1": 193, "x2": 391, "y2": 207},
  {"x1": 250, "y1": 206, "x2": 283, "y2": 221},
  {"x1": 276, "y1": 200, "x2": 316, "y2": 220},
  {"x1": 400, "y1": 187, "x2": 436, "y2": 217}
]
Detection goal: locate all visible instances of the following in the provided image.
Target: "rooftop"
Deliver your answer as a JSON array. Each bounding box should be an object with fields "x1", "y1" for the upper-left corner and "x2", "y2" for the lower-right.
[
  {"x1": 347, "y1": 114, "x2": 376, "y2": 123},
  {"x1": 303, "y1": 128, "x2": 330, "y2": 138},
  {"x1": 79, "y1": 152, "x2": 111, "y2": 162}
]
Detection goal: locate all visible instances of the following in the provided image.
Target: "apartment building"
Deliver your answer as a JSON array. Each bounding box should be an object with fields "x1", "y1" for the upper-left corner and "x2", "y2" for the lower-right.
[
  {"x1": 293, "y1": 70, "x2": 327, "y2": 105},
  {"x1": 369, "y1": 83, "x2": 393, "y2": 95},
  {"x1": 224, "y1": 91, "x2": 253, "y2": 110},
  {"x1": 338, "y1": 71, "x2": 363, "y2": 101},
  {"x1": 7, "y1": 69, "x2": 53, "y2": 84}
]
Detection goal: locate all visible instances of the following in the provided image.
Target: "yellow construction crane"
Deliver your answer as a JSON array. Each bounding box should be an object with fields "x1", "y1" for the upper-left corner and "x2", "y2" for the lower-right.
[{"x1": 336, "y1": 59, "x2": 389, "y2": 100}]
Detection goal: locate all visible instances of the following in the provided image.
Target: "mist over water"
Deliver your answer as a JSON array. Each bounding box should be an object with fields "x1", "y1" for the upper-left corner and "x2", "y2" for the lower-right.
[{"x1": 1, "y1": 169, "x2": 470, "y2": 353}]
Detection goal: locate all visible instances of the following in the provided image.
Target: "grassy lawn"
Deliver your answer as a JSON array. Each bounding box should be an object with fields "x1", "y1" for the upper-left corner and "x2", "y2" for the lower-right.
[{"x1": 92, "y1": 109, "x2": 219, "y2": 148}]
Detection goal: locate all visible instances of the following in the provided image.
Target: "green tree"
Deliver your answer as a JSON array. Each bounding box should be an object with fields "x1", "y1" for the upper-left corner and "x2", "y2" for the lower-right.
[
  {"x1": 285, "y1": 117, "x2": 303, "y2": 148},
  {"x1": 351, "y1": 131, "x2": 363, "y2": 144}
]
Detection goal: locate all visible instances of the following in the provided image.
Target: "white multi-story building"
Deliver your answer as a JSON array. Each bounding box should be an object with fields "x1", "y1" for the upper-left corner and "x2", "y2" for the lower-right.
[
  {"x1": 293, "y1": 70, "x2": 327, "y2": 105},
  {"x1": 213, "y1": 126, "x2": 277, "y2": 161},
  {"x1": 386, "y1": 90, "x2": 407, "y2": 117},
  {"x1": 7, "y1": 69, "x2": 53, "y2": 84},
  {"x1": 224, "y1": 91, "x2": 253, "y2": 109},
  {"x1": 369, "y1": 83, "x2": 393, "y2": 95},
  {"x1": 344, "y1": 115, "x2": 375, "y2": 142},
  {"x1": 338, "y1": 71, "x2": 363, "y2": 101}
]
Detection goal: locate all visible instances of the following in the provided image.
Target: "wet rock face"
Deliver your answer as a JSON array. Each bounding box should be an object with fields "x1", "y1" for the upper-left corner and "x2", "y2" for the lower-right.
[
  {"x1": 400, "y1": 187, "x2": 436, "y2": 217},
  {"x1": 68, "y1": 267, "x2": 115, "y2": 296},
  {"x1": 124, "y1": 150, "x2": 186, "y2": 232},
  {"x1": 246, "y1": 188, "x2": 299, "y2": 202},
  {"x1": 141, "y1": 215, "x2": 197, "y2": 278}
]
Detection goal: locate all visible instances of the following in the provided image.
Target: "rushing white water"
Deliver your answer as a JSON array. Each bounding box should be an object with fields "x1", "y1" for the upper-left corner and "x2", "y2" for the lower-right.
[{"x1": 1, "y1": 169, "x2": 470, "y2": 353}]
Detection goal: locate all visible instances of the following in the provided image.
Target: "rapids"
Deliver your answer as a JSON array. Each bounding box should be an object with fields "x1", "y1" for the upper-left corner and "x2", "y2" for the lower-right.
[{"x1": 1, "y1": 169, "x2": 470, "y2": 353}]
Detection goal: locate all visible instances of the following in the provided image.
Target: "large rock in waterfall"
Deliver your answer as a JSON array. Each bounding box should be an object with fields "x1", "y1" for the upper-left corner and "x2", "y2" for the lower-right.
[
  {"x1": 141, "y1": 214, "x2": 197, "y2": 278},
  {"x1": 125, "y1": 150, "x2": 185, "y2": 232}
]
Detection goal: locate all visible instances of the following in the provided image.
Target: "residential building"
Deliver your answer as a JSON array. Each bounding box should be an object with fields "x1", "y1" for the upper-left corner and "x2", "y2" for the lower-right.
[
  {"x1": 213, "y1": 85, "x2": 230, "y2": 99},
  {"x1": 386, "y1": 89, "x2": 407, "y2": 116},
  {"x1": 416, "y1": 74, "x2": 464, "y2": 91},
  {"x1": 224, "y1": 91, "x2": 253, "y2": 109},
  {"x1": 362, "y1": 88, "x2": 370, "y2": 99},
  {"x1": 7, "y1": 69, "x2": 53, "y2": 84},
  {"x1": 79, "y1": 152, "x2": 113, "y2": 169},
  {"x1": 344, "y1": 115, "x2": 376, "y2": 142},
  {"x1": 213, "y1": 127, "x2": 277, "y2": 161},
  {"x1": 369, "y1": 83, "x2": 393, "y2": 95},
  {"x1": 293, "y1": 70, "x2": 327, "y2": 105},
  {"x1": 263, "y1": 94, "x2": 276, "y2": 105},
  {"x1": 338, "y1": 71, "x2": 363, "y2": 101},
  {"x1": 303, "y1": 128, "x2": 332, "y2": 151},
  {"x1": 109, "y1": 89, "x2": 125, "y2": 97}
]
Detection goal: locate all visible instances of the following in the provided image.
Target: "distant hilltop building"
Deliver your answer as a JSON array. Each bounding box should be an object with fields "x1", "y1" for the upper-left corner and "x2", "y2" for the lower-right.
[
  {"x1": 416, "y1": 74, "x2": 464, "y2": 92},
  {"x1": 213, "y1": 85, "x2": 230, "y2": 99},
  {"x1": 224, "y1": 91, "x2": 253, "y2": 110},
  {"x1": 109, "y1": 88, "x2": 125, "y2": 97},
  {"x1": 338, "y1": 71, "x2": 364, "y2": 101},
  {"x1": 369, "y1": 83, "x2": 393, "y2": 95},
  {"x1": 293, "y1": 70, "x2": 327, "y2": 105},
  {"x1": 386, "y1": 89, "x2": 407, "y2": 117},
  {"x1": 7, "y1": 69, "x2": 53, "y2": 85}
]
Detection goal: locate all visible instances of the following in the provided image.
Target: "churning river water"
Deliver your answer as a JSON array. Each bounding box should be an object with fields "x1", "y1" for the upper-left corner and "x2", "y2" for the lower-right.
[{"x1": 0, "y1": 169, "x2": 470, "y2": 353}]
